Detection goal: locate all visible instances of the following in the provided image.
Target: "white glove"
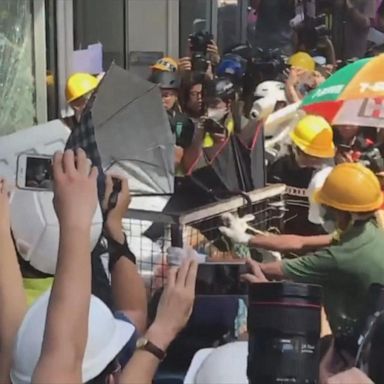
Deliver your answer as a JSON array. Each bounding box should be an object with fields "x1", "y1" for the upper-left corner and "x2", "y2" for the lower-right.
[{"x1": 219, "y1": 212, "x2": 255, "y2": 244}]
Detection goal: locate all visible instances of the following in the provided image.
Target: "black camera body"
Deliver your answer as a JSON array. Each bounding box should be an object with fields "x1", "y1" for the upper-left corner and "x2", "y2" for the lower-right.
[
  {"x1": 189, "y1": 30, "x2": 213, "y2": 54},
  {"x1": 203, "y1": 118, "x2": 226, "y2": 135},
  {"x1": 337, "y1": 139, "x2": 384, "y2": 174},
  {"x1": 359, "y1": 147, "x2": 384, "y2": 174},
  {"x1": 335, "y1": 284, "x2": 384, "y2": 364},
  {"x1": 297, "y1": 13, "x2": 329, "y2": 50},
  {"x1": 248, "y1": 49, "x2": 288, "y2": 80},
  {"x1": 189, "y1": 31, "x2": 213, "y2": 73}
]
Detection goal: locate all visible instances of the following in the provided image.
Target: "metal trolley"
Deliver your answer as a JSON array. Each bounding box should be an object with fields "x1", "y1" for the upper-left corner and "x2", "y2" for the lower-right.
[{"x1": 123, "y1": 184, "x2": 286, "y2": 294}]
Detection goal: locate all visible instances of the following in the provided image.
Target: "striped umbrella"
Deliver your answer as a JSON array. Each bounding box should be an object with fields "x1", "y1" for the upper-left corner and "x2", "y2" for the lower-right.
[{"x1": 301, "y1": 55, "x2": 384, "y2": 128}]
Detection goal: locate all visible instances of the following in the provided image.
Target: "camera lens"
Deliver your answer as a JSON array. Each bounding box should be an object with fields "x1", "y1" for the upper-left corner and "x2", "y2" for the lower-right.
[{"x1": 248, "y1": 282, "x2": 322, "y2": 384}]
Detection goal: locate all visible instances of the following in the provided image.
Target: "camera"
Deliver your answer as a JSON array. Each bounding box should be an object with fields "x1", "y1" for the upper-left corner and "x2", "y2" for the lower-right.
[
  {"x1": 203, "y1": 118, "x2": 226, "y2": 134},
  {"x1": 189, "y1": 31, "x2": 213, "y2": 74},
  {"x1": 250, "y1": 49, "x2": 288, "y2": 79},
  {"x1": 337, "y1": 141, "x2": 384, "y2": 174},
  {"x1": 335, "y1": 284, "x2": 384, "y2": 361},
  {"x1": 189, "y1": 30, "x2": 213, "y2": 54},
  {"x1": 248, "y1": 282, "x2": 322, "y2": 384},
  {"x1": 359, "y1": 147, "x2": 384, "y2": 174},
  {"x1": 296, "y1": 13, "x2": 329, "y2": 50}
]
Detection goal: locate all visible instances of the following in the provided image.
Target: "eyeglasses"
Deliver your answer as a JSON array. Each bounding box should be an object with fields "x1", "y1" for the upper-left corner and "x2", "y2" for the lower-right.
[{"x1": 189, "y1": 91, "x2": 203, "y2": 98}]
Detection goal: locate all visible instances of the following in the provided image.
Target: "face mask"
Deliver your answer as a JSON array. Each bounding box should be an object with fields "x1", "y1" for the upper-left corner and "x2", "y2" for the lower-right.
[
  {"x1": 319, "y1": 205, "x2": 338, "y2": 234},
  {"x1": 207, "y1": 107, "x2": 227, "y2": 122}
]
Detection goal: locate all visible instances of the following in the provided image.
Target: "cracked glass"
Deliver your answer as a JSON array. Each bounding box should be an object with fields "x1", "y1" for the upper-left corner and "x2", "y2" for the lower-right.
[{"x1": 0, "y1": 0, "x2": 36, "y2": 135}]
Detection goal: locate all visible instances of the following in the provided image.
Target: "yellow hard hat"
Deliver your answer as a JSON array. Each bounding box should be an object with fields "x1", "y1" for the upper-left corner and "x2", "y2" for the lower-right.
[
  {"x1": 65, "y1": 73, "x2": 100, "y2": 103},
  {"x1": 314, "y1": 163, "x2": 384, "y2": 212},
  {"x1": 288, "y1": 52, "x2": 315, "y2": 72},
  {"x1": 290, "y1": 115, "x2": 335, "y2": 158},
  {"x1": 151, "y1": 56, "x2": 178, "y2": 72}
]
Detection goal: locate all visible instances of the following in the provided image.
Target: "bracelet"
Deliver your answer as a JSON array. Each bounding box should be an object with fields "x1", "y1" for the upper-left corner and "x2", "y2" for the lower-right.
[{"x1": 106, "y1": 232, "x2": 136, "y2": 272}]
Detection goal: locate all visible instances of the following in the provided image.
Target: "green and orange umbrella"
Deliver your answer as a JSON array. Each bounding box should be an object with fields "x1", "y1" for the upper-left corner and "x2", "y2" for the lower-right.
[{"x1": 301, "y1": 54, "x2": 384, "y2": 128}]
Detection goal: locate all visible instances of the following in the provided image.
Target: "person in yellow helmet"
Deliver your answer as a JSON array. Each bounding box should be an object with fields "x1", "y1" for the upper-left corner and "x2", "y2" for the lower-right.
[
  {"x1": 288, "y1": 51, "x2": 315, "y2": 72},
  {"x1": 222, "y1": 162, "x2": 384, "y2": 343},
  {"x1": 65, "y1": 73, "x2": 100, "y2": 125},
  {"x1": 268, "y1": 114, "x2": 335, "y2": 238},
  {"x1": 151, "y1": 56, "x2": 178, "y2": 73}
]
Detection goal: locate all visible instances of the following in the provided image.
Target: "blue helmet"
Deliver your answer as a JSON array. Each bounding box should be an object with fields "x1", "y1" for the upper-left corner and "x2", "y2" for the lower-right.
[{"x1": 216, "y1": 54, "x2": 246, "y2": 81}]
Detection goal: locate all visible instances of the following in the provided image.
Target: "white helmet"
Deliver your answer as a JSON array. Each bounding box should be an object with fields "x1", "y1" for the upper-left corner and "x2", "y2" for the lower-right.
[
  {"x1": 11, "y1": 290, "x2": 135, "y2": 384},
  {"x1": 184, "y1": 342, "x2": 248, "y2": 384},
  {"x1": 254, "y1": 81, "x2": 286, "y2": 102},
  {"x1": 10, "y1": 189, "x2": 103, "y2": 275}
]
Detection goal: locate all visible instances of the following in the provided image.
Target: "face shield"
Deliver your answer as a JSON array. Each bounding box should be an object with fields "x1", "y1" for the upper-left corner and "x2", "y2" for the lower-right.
[{"x1": 10, "y1": 189, "x2": 103, "y2": 275}]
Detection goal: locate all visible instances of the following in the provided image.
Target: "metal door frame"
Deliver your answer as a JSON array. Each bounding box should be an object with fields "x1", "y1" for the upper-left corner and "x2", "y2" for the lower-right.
[
  {"x1": 56, "y1": 0, "x2": 74, "y2": 118},
  {"x1": 32, "y1": 0, "x2": 48, "y2": 123}
]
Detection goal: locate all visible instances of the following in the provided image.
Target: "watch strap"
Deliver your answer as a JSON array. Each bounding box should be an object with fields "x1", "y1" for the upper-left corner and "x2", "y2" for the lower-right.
[
  {"x1": 137, "y1": 338, "x2": 166, "y2": 361},
  {"x1": 107, "y1": 232, "x2": 136, "y2": 272}
]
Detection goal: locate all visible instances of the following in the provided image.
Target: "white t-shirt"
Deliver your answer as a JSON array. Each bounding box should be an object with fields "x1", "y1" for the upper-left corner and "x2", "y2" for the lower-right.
[{"x1": 308, "y1": 166, "x2": 333, "y2": 225}]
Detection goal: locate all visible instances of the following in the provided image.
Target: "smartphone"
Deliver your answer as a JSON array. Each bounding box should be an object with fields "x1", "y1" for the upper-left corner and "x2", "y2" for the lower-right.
[
  {"x1": 16, "y1": 154, "x2": 53, "y2": 191},
  {"x1": 195, "y1": 262, "x2": 248, "y2": 296},
  {"x1": 203, "y1": 118, "x2": 226, "y2": 134}
]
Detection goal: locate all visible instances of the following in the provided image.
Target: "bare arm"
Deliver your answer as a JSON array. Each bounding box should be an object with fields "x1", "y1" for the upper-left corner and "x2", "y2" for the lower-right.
[
  {"x1": 346, "y1": 0, "x2": 373, "y2": 29},
  {"x1": 104, "y1": 175, "x2": 147, "y2": 333},
  {"x1": 0, "y1": 180, "x2": 27, "y2": 384},
  {"x1": 285, "y1": 68, "x2": 305, "y2": 104},
  {"x1": 181, "y1": 124, "x2": 205, "y2": 174},
  {"x1": 241, "y1": 258, "x2": 285, "y2": 282},
  {"x1": 249, "y1": 233, "x2": 332, "y2": 253},
  {"x1": 32, "y1": 149, "x2": 98, "y2": 384},
  {"x1": 120, "y1": 257, "x2": 197, "y2": 384},
  {"x1": 259, "y1": 261, "x2": 285, "y2": 280},
  {"x1": 111, "y1": 256, "x2": 147, "y2": 334}
]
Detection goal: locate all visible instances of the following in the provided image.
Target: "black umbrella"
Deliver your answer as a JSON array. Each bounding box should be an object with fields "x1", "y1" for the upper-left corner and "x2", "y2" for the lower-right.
[{"x1": 92, "y1": 63, "x2": 175, "y2": 196}]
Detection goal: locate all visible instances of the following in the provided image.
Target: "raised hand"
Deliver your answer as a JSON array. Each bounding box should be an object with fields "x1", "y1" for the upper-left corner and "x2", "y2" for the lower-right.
[{"x1": 52, "y1": 149, "x2": 98, "y2": 230}]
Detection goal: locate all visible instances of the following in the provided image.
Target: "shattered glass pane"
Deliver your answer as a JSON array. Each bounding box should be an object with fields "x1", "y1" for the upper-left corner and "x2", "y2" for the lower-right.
[{"x1": 0, "y1": 0, "x2": 36, "y2": 135}]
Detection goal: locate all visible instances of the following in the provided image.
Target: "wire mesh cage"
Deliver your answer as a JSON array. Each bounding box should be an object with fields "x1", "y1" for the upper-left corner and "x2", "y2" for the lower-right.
[{"x1": 123, "y1": 184, "x2": 286, "y2": 294}]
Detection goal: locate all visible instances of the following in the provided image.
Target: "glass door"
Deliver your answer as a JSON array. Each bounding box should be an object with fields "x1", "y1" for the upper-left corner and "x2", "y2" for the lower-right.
[{"x1": 0, "y1": 0, "x2": 37, "y2": 134}]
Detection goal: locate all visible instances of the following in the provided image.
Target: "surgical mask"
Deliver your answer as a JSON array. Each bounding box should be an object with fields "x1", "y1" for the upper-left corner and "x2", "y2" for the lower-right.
[
  {"x1": 207, "y1": 107, "x2": 227, "y2": 122},
  {"x1": 319, "y1": 205, "x2": 338, "y2": 234}
]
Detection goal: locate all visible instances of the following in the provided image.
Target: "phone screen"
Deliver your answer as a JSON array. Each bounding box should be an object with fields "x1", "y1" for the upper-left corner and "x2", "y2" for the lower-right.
[
  {"x1": 195, "y1": 263, "x2": 248, "y2": 296},
  {"x1": 25, "y1": 157, "x2": 53, "y2": 190}
]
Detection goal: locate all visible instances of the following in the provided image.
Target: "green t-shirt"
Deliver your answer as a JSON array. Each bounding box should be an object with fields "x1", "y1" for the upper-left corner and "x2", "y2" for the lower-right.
[{"x1": 282, "y1": 220, "x2": 384, "y2": 335}]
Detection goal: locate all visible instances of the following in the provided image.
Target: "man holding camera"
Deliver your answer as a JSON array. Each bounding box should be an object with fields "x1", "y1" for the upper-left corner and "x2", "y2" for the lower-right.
[
  {"x1": 179, "y1": 31, "x2": 220, "y2": 77},
  {"x1": 182, "y1": 77, "x2": 237, "y2": 174}
]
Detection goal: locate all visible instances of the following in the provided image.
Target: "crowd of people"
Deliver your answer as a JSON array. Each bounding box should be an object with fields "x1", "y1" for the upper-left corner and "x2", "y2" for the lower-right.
[{"x1": 3, "y1": 1, "x2": 384, "y2": 383}]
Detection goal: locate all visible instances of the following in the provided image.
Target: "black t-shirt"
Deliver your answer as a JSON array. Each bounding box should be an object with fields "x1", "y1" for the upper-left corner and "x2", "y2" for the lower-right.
[{"x1": 267, "y1": 153, "x2": 324, "y2": 236}]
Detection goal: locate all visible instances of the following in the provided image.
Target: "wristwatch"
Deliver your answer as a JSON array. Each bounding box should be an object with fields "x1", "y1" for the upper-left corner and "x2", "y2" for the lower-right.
[{"x1": 136, "y1": 337, "x2": 167, "y2": 361}]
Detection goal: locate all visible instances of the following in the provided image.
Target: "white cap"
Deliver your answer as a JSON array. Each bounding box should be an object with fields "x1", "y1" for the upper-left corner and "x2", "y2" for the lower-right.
[
  {"x1": 184, "y1": 342, "x2": 248, "y2": 384},
  {"x1": 11, "y1": 290, "x2": 135, "y2": 384},
  {"x1": 10, "y1": 189, "x2": 103, "y2": 275}
]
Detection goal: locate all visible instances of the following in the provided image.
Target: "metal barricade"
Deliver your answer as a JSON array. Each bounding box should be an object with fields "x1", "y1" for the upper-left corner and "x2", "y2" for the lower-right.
[{"x1": 123, "y1": 184, "x2": 286, "y2": 294}]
